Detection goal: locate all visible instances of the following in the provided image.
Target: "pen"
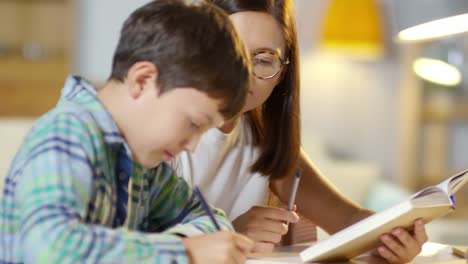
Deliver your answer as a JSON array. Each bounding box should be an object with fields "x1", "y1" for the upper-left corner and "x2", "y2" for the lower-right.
[
  {"x1": 193, "y1": 186, "x2": 221, "y2": 231},
  {"x1": 287, "y1": 169, "x2": 302, "y2": 225}
]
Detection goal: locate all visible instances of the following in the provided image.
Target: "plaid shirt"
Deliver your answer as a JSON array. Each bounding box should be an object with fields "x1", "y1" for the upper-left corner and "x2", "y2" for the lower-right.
[{"x1": 0, "y1": 76, "x2": 233, "y2": 264}]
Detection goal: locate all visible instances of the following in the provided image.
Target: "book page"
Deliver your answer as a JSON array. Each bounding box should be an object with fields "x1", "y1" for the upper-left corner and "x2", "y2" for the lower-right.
[
  {"x1": 448, "y1": 169, "x2": 468, "y2": 193},
  {"x1": 411, "y1": 191, "x2": 452, "y2": 207},
  {"x1": 436, "y1": 169, "x2": 468, "y2": 194},
  {"x1": 411, "y1": 186, "x2": 441, "y2": 199},
  {"x1": 411, "y1": 169, "x2": 468, "y2": 206}
]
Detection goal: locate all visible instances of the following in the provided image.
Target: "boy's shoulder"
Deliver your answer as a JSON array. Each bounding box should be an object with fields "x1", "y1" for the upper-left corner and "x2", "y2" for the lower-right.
[
  {"x1": 5, "y1": 101, "x2": 106, "y2": 177},
  {"x1": 21, "y1": 101, "x2": 104, "y2": 156},
  {"x1": 38, "y1": 99, "x2": 100, "y2": 133}
]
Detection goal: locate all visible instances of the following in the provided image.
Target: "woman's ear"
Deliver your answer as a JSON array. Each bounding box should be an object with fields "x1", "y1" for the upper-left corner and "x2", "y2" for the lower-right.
[{"x1": 125, "y1": 61, "x2": 159, "y2": 99}]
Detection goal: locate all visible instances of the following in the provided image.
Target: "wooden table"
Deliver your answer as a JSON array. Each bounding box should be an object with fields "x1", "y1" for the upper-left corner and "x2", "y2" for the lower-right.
[{"x1": 247, "y1": 242, "x2": 467, "y2": 263}]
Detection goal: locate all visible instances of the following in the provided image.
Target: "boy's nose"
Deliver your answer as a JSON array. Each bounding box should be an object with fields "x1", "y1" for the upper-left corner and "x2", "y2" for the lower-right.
[{"x1": 183, "y1": 134, "x2": 200, "y2": 153}]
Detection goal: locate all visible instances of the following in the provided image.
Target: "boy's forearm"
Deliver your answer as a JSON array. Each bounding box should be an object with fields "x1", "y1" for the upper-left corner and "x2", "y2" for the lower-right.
[
  {"x1": 16, "y1": 159, "x2": 191, "y2": 263},
  {"x1": 162, "y1": 194, "x2": 234, "y2": 237},
  {"x1": 21, "y1": 215, "x2": 191, "y2": 263},
  {"x1": 163, "y1": 211, "x2": 234, "y2": 237},
  {"x1": 18, "y1": 181, "x2": 193, "y2": 263}
]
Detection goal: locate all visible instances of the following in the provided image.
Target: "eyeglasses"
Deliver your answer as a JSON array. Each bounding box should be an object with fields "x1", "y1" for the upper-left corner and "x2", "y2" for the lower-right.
[{"x1": 251, "y1": 50, "x2": 289, "y2": 80}]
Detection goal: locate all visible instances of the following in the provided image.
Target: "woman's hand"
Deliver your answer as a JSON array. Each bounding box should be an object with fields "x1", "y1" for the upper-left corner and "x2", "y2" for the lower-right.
[
  {"x1": 375, "y1": 219, "x2": 428, "y2": 263},
  {"x1": 232, "y1": 205, "x2": 299, "y2": 253}
]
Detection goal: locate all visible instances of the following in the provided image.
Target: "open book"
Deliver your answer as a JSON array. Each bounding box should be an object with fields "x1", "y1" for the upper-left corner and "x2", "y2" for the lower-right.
[{"x1": 300, "y1": 169, "x2": 468, "y2": 263}]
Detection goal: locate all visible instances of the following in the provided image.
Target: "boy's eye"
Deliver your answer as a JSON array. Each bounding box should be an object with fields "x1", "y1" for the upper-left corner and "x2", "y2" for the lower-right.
[{"x1": 190, "y1": 121, "x2": 201, "y2": 129}]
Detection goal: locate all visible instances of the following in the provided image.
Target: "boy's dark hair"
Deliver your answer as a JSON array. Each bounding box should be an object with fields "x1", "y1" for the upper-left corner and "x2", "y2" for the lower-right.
[
  {"x1": 109, "y1": 0, "x2": 250, "y2": 119},
  {"x1": 209, "y1": 0, "x2": 301, "y2": 180}
]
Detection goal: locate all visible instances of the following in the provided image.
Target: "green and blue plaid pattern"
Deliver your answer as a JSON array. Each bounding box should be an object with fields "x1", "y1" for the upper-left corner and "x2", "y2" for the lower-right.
[{"x1": 0, "y1": 76, "x2": 233, "y2": 263}]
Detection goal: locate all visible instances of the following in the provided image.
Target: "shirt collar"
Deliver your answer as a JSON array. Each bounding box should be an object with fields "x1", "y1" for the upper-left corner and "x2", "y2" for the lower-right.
[{"x1": 59, "y1": 75, "x2": 134, "y2": 158}]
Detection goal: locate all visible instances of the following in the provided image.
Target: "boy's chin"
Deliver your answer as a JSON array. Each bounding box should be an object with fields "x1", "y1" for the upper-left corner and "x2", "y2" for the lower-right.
[
  {"x1": 162, "y1": 150, "x2": 176, "y2": 162},
  {"x1": 135, "y1": 151, "x2": 175, "y2": 168},
  {"x1": 136, "y1": 155, "x2": 163, "y2": 169}
]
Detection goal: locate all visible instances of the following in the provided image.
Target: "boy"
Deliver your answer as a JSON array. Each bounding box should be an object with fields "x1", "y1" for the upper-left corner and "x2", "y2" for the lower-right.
[{"x1": 0, "y1": 0, "x2": 254, "y2": 263}]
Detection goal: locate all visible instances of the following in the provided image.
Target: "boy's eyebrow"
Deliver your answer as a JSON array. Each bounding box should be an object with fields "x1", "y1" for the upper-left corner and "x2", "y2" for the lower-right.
[
  {"x1": 204, "y1": 114, "x2": 214, "y2": 125},
  {"x1": 196, "y1": 112, "x2": 214, "y2": 126}
]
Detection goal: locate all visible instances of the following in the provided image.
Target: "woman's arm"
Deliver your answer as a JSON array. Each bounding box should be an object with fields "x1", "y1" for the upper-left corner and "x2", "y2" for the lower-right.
[
  {"x1": 270, "y1": 148, "x2": 373, "y2": 234},
  {"x1": 270, "y1": 148, "x2": 428, "y2": 263}
]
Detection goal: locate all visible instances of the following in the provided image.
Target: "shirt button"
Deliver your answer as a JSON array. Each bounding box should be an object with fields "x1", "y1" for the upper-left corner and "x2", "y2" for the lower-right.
[{"x1": 119, "y1": 172, "x2": 127, "y2": 181}]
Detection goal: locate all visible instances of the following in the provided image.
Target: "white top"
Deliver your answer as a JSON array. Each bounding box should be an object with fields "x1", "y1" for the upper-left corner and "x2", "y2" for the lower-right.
[{"x1": 171, "y1": 118, "x2": 269, "y2": 220}]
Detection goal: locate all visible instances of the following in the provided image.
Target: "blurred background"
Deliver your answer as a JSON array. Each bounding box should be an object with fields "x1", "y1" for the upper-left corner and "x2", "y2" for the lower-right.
[{"x1": 0, "y1": 0, "x2": 467, "y2": 245}]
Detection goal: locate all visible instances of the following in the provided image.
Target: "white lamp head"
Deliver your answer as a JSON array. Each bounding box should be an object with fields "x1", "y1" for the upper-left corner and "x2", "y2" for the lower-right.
[{"x1": 393, "y1": 0, "x2": 468, "y2": 43}]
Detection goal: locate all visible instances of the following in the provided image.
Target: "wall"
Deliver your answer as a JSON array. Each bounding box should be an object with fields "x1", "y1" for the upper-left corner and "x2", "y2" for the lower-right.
[
  {"x1": 296, "y1": 0, "x2": 400, "y2": 179},
  {"x1": 74, "y1": 0, "x2": 151, "y2": 82},
  {"x1": 0, "y1": 119, "x2": 35, "y2": 198},
  {"x1": 300, "y1": 51, "x2": 400, "y2": 179}
]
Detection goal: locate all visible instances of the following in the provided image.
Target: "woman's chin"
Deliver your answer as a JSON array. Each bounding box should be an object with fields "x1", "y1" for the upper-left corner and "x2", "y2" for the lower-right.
[{"x1": 242, "y1": 102, "x2": 260, "y2": 113}]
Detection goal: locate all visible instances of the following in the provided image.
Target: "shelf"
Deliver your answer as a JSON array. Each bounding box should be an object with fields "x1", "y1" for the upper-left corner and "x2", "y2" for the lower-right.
[
  {"x1": 0, "y1": 56, "x2": 69, "y2": 116},
  {"x1": 422, "y1": 103, "x2": 468, "y2": 122},
  {"x1": 0, "y1": 0, "x2": 68, "y2": 3}
]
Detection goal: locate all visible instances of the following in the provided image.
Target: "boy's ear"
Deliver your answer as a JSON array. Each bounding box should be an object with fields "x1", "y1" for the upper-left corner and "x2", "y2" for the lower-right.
[{"x1": 126, "y1": 61, "x2": 159, "y2": 99}]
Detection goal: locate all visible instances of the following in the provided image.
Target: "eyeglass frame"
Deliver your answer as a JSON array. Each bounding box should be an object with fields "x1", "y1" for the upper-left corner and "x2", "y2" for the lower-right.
[{"x1": 251, "y1": 49, "x2": 290, "y2": 80}]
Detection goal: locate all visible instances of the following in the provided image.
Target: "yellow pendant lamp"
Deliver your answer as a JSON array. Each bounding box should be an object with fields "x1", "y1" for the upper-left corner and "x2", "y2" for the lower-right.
[{"x1": 321, "y1": 0, "x2": 384, "y2": 59}]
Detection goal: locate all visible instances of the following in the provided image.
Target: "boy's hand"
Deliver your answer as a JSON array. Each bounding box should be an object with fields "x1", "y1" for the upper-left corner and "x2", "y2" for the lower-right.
[
  {"x1": 182, "y1": 231, "x2": 254, "y2": 264},
  {"x1": 375, "y1": 219, "x2": 428, "y2": 263},
  {"x1": 232, "y1": 205, "x2": 300, "y2": 253}
]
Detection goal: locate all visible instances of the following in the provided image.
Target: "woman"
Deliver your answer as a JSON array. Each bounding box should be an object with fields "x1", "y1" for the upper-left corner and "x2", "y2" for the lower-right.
[{"x1": 172, "y1": 0, "x2": 427, "y2": 262}]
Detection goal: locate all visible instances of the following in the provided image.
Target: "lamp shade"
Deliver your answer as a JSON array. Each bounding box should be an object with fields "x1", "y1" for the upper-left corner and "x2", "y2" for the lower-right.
[
  {"x1": 393, "y1": 0, "x2": 468, "y2": 43},
  {"x1": 321, "y1": 0, "x2": 384, "y2": 59}
]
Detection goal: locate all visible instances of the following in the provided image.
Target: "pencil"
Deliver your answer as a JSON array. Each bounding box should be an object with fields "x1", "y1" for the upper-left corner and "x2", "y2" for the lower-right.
[
  {"x1": 287, "y1": 169, "x2": 302, "y2": 225},
  {"x1": 193, "y1": 186, "x2": 221, "y2": 231}
]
